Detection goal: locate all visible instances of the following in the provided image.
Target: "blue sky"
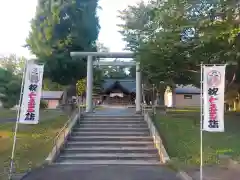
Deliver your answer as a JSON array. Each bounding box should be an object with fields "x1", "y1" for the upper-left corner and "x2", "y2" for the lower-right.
[{"x1": 0, "y1": 0, "x2": 145, "y2": 59}]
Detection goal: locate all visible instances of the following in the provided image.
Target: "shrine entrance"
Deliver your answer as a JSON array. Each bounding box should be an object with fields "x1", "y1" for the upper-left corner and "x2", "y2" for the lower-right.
[
  {"x1": 102, "y1": 79, "x2": 136, "y2": 106},
  {"x1": 70, "y1": 52, "x2": 142, "y2": 113}
]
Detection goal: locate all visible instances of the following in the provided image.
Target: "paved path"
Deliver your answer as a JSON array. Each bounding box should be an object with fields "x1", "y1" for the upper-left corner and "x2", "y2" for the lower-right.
[
  {"x1": 20, "y1": 107, "x2": 182, "y2": 180},
  {"x1": 94, "y1": 106, "x2": 136, "y2": 116},
  {"x1": 21, "y1": 164, "x2": 182, "y2": 180}
]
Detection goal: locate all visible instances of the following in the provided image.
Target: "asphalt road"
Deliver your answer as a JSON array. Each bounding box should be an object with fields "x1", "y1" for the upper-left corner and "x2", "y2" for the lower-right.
[{"x1": 21, "y1": 164, "x2": 182, "y2": 180}]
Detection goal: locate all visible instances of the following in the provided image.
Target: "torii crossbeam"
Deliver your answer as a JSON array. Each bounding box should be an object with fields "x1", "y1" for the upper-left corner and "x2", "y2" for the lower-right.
[{"x1": 70, "y1": 52, "x2": 142, "y2": 113}]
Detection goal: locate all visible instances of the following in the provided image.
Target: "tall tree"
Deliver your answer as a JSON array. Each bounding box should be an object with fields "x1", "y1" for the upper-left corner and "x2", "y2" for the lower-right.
[
  {"x1": 26, "y1": 0, "x2": 100, "y2": 85},
  {"x1": 96, "y1": 41, "x2": 109, "y2": 52},
  {"x1": 101, "y1": 63, "x2": 129, "y2": 79},
  {"x1": 0, "y1": 55, "x2": 24, "y2": 108},
  {"x1": 119, "y1": 0, "x2": 195, "y2": 101},
  {"x1": 119, "y1": 0, "x2": 240, "y2": 104},
  {"x1": 120, "y1": 0, "x2": 240, "y2": 81},
  {"x1": 42, "y1": 78, "x2": 65, "y2": 90},
  {"x1": 0, "y1": 68, "x2": 21, "y2": 108},
  {"x1": 0, "y1": 54, "x2": 25, "y2": 75}
]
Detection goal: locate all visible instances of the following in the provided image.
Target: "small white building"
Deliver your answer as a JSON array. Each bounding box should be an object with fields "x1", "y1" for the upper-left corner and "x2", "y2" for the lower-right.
[{"x1": 164, "y1": 85, "x2": 201, "y2": 108}]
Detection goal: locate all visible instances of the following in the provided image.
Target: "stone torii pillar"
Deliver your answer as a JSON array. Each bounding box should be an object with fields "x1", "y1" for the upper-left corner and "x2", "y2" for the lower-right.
[
  {"x1": 70, "y1": 52, "x2": 142, "y2": 113},
  {"x1": 136, "y1": 62, "x2": 141, "y2": 113},
  {"x1": 86, "y1": 55, "x2": 93, "y2": 112}
]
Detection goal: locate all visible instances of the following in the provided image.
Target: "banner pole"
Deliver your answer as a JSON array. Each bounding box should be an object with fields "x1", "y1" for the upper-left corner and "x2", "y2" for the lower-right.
[
  {"x1": 8, "y1": 59, "x2": 28, "y2": 180},
  {"x1": 200, "y1": 62, "x2": 203, "y2": 180}
]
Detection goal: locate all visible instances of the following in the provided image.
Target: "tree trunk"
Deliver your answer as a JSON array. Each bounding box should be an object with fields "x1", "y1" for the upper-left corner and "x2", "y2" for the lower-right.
[
  {"x1": 61, "y1": 84, "x2": 76, "y2": 115},
  {"x1": 156, "y1": 91, "x2": 164, "y2": 106}
]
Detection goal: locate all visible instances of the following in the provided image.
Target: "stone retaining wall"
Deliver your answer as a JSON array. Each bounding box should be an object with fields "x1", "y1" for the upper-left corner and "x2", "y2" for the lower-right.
[
  {"x1": 143, "y1": 113, "x2": 170, "y2": 163},
  {"x1": 45, "y1": 112, "x2": 80, "y2": 164}
]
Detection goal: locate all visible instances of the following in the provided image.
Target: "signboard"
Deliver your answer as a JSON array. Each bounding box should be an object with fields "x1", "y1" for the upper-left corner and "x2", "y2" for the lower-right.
[
  {"x1": 19, "y1": 64, "x2": 44, "y2": 124},
  {"x1": 110, "y1": 93, "x2": 124, "y2": 97},
  {"x1": 203, "y1": 65, "x2": 226, "y2": 132}
]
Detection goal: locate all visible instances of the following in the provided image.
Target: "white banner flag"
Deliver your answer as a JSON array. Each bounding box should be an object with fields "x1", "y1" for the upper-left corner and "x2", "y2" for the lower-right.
[
  {"x1": 19, "y1": 63, "x2": 44, "y2": 124},
  {"x1": 203, "y1": 65, "x2": 226, "y2": 132}
]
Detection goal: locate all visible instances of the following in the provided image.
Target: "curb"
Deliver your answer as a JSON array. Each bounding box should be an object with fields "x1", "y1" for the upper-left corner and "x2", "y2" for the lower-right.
[
  {"x1": 18, "y1": 165, "x2": 47, "y2": 180},
  {"x1": 17, "y1": 171, "x2": 31, "y2": 180},
  {"x1": 177, "y1": 171, "x2": 193, "y2": 180}
]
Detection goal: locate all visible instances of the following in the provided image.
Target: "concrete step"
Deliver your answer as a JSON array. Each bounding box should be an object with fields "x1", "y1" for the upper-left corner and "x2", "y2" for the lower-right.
[
  {"x1": 66, "y1": 141, "x2": 155, "y2": 148},
  {"x1": 83, "y1": 117, "x2": 144, "y2": 120},
  {"x1": 84, "y1": 115, "x2": 143, "y2": 118},
  {"x1": 59, "y1": 153, "x2": 159, "y2": 161},
  {"x1": 78, "y1": 124, "x2": 148, "y2": 128},
  {"x1": 68, "y1": 136, "x2": 153, "y2": 142},
  {"x1": 71, "y1": 131, "x2": 150, "y2": 136},
  {"x1": 55, "y1": 160, "x2": 160, "y2": 165},
  {"x1": 72, "y1": 127, "x2": 149, "y2": 132},
  {"x1": 62, "y1": 147, "x2": 158, "y2": 154},
  {"x1": 79, "y1": 121, "x2": 146, "y2": 124}
]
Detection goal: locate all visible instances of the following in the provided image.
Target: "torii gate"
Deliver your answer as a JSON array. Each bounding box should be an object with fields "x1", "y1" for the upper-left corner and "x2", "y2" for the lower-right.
[{"x1": 70, "y1": 52, "x2": 142, "y2": 113}]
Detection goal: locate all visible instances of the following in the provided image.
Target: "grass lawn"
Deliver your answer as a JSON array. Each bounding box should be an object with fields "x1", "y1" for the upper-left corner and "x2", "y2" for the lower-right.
[
  {"x1": 0, "y1": 109, "x2": 19, "y2": 119},
  {"x1": 154, "y1": 111, "x2": 240, "y2": 169},
  {"x1": 0, "y1": 113, "x2": 68, "y2": 180}
]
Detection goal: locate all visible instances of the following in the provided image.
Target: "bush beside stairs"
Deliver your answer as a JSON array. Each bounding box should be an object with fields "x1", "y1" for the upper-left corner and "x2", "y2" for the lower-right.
[{"x1": 54, "y1": 114, "x2": 161, "y2": 165}]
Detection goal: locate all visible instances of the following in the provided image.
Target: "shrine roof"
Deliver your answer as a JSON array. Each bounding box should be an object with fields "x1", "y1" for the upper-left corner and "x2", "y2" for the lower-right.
[
  {"x1": 41, "y1": 91, "x2": 64, "y2": 99},
  {"x1": 102, "y1": 79, "x2": 136, "y2": 93},
  {"x1": 175, "y1": 85, "x2": 200, "y2": 94}
]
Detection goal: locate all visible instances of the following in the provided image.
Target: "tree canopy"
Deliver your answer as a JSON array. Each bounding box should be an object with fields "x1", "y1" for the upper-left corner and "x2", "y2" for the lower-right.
[
  {"x1": 119, "y1": 0, "x2": 240, "y2": 90},
  {"x1": 26, "y1": 0, "x2": 100, "y2": 85},
  {"x1": 0, "y1": 54, "x2": 25, "y2": 75},
  {"x1": 118, "y1": 0, "x2": 240, "y2": 106},
  {"x1": 101, "y1": 60, "x2": 129, "y2": 79},
  {"x1": 42, "y1": 78, "x2": 66, "y2": 91},
  {"x1": 0, "y1": 55, "x2": 23, "y2": 108}
]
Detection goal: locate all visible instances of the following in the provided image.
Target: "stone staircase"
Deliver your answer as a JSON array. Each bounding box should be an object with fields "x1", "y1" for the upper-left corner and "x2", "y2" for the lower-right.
[{"x1": 55, "y1": 114, "x2": 160, "y2": 165}]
